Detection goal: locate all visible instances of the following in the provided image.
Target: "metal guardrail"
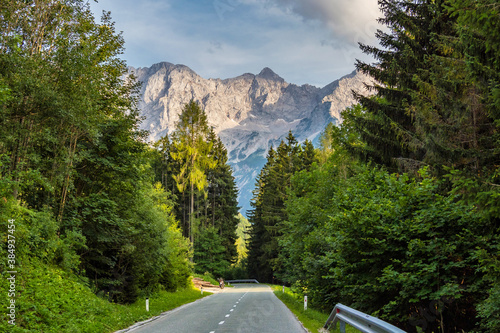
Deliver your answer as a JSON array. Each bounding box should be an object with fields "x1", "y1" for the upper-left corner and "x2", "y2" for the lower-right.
[
  {"x1": 225, "y1": 279, "x2": 259, "y2": 284},
  {"x1": 324, "y1": 304, "x2": 406, "y2": 333}
]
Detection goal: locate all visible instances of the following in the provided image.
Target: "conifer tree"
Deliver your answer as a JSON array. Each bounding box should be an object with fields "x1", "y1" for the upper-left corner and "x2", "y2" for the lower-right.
[
  {"x1": 351, "y1": 0, "x2": 498, "y2": 174},
  {"x1": 448, "y1": 0, "x2": 500, "y2": 171},
  {"x1": 247, "y1": 147, "x2": 276, "y2": 282},
  {"x1": 353, "y1": 0, "x2": 453, "y2": 170},
  {"x1": 170, "y1": 100, "x2": 216, "y2": 243},
  {"x1": 446, "y1": 2, "x2": 500, "y2": 329}
]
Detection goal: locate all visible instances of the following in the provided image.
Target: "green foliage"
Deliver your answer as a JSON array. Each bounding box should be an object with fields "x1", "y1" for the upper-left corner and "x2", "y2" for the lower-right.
[
  {"x1": 235, "y1": 213, "x2": 250, "y2": 264},
  {"x1": 315, "y1": 3, "x2": 500, "y2": 329},
  {"x1": 280, "y1": 153, "x2": 496, "y2": 331},
  {"x1": 475, "y1": 244, "x2": 500, "y2": 332},
  {"x1": 448, "y1": 0, "x2": 500, "y2": 120},
  {"x1": 205, "y1": 129, "x2": 240, "y2": 264},
  {"x1": 193, "y1": 226, "x2": 229, "y2": 277},
  {"x1": 352, "y1": 0, "x2": 499, "y2": 176},
  {"x1": 243, "y1": 1, "x2": 500, "y2": 332},
  {"x1": 170, "y1": 100, "x2": 217, "y2": 243}
]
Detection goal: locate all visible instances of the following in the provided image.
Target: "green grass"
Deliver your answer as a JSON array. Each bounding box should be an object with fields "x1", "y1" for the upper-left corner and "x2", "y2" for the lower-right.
[
  {"x1": 0, "y1": 259, "x2": 211, "y2": 333},
  {"x1": 270, "y1": 285, "x2": 360, "y2": 333}
]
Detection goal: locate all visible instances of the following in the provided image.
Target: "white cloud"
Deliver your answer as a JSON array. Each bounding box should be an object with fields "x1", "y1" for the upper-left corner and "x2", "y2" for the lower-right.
[{"x1": 270, "y1": 0, "x2": 381, "y2": 45}]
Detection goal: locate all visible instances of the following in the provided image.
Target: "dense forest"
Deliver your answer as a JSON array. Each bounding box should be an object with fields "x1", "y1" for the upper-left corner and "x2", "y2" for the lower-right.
[
  {"x1": 0, "y1": 1, "x2": 240, "y2": 328},
  {"x1": 246, "y1": 0, "x2": 500, "y2": 332}
]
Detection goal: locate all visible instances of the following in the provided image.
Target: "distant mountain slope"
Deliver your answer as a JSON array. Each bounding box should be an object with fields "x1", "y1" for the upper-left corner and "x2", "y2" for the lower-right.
[{"x1": 130, "y1": 62, "x2": 371, "y2": 215}]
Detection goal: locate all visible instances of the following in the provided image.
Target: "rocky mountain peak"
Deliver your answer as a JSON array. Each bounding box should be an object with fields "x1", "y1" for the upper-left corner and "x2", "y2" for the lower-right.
[{"x1": 257, "y1": 67, "x2": 283, "y2": 82}]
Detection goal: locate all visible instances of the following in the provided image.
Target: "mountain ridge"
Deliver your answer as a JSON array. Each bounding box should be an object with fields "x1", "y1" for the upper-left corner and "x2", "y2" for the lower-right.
[{"x1": 130, "y1": 62, "x2": 371, "y2": 215}]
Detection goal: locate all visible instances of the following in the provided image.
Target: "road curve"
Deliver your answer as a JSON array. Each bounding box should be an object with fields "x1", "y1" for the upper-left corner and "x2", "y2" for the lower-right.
[{"x1": 124, "y1": 284, "x2": 306, "y2": 333}]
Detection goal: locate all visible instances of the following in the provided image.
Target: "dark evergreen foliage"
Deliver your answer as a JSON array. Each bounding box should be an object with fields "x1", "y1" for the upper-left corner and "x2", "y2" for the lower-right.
[{"x1": 246, "y1": 131, "x2": 318, "y2": 282}]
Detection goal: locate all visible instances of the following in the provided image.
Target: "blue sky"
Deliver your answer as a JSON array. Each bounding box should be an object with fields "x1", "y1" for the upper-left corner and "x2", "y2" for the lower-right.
[{"x1": 90, "y1": 0, "x2": 381, "y2": 87}]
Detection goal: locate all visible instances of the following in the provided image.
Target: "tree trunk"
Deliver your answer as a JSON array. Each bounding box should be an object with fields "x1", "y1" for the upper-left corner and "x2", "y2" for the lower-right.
[
  {"x1": 190, "y1": 181, "x2": 194, "y2": 244},
  {"x1": 58, "y1": 132, "x2": 78, "y2": 222}
]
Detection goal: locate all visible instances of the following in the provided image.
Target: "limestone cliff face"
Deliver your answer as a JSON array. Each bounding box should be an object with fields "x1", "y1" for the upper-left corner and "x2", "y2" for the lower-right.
[{"x1": 130, "y1": 62, "x2": 371, "y2": 215}]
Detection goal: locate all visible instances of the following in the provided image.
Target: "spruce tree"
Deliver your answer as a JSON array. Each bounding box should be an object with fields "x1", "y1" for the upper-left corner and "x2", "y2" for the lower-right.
[{"x1": 353, "y1": 0, "x2": 453, "y2": 170}]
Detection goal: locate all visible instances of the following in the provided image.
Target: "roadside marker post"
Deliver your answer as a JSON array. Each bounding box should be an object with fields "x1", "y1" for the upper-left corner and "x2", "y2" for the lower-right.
[
  {"x1": 304, "y1": 295, "x2": 308, "y2": 311},
  {"x1": 201, "y1": 286, "x2": 203, "y2": 295},
  {"x1": 146, "y1": 298, "x2": 149, "y2": 312}
]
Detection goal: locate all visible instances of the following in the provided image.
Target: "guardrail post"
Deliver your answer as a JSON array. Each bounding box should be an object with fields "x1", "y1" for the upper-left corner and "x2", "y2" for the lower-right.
[{"x1": 340, "y1": 321, "x2": 346, "y2": 333}]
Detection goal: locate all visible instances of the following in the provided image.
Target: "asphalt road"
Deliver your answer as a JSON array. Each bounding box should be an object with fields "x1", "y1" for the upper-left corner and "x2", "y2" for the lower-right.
[{"x1": 125, "y1": 284, "x2": 307, "y2": 333}]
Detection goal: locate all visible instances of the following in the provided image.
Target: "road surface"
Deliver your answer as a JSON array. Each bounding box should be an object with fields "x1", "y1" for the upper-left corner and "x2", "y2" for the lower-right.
[{"x1": 124, "y1": 284, "x2": 306, "y2": 333}]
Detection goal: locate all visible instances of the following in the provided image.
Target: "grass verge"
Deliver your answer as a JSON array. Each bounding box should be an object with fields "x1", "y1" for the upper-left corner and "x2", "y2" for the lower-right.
[{"x1": 270, "y1": 285, "x2": 359, "y2": 333}]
